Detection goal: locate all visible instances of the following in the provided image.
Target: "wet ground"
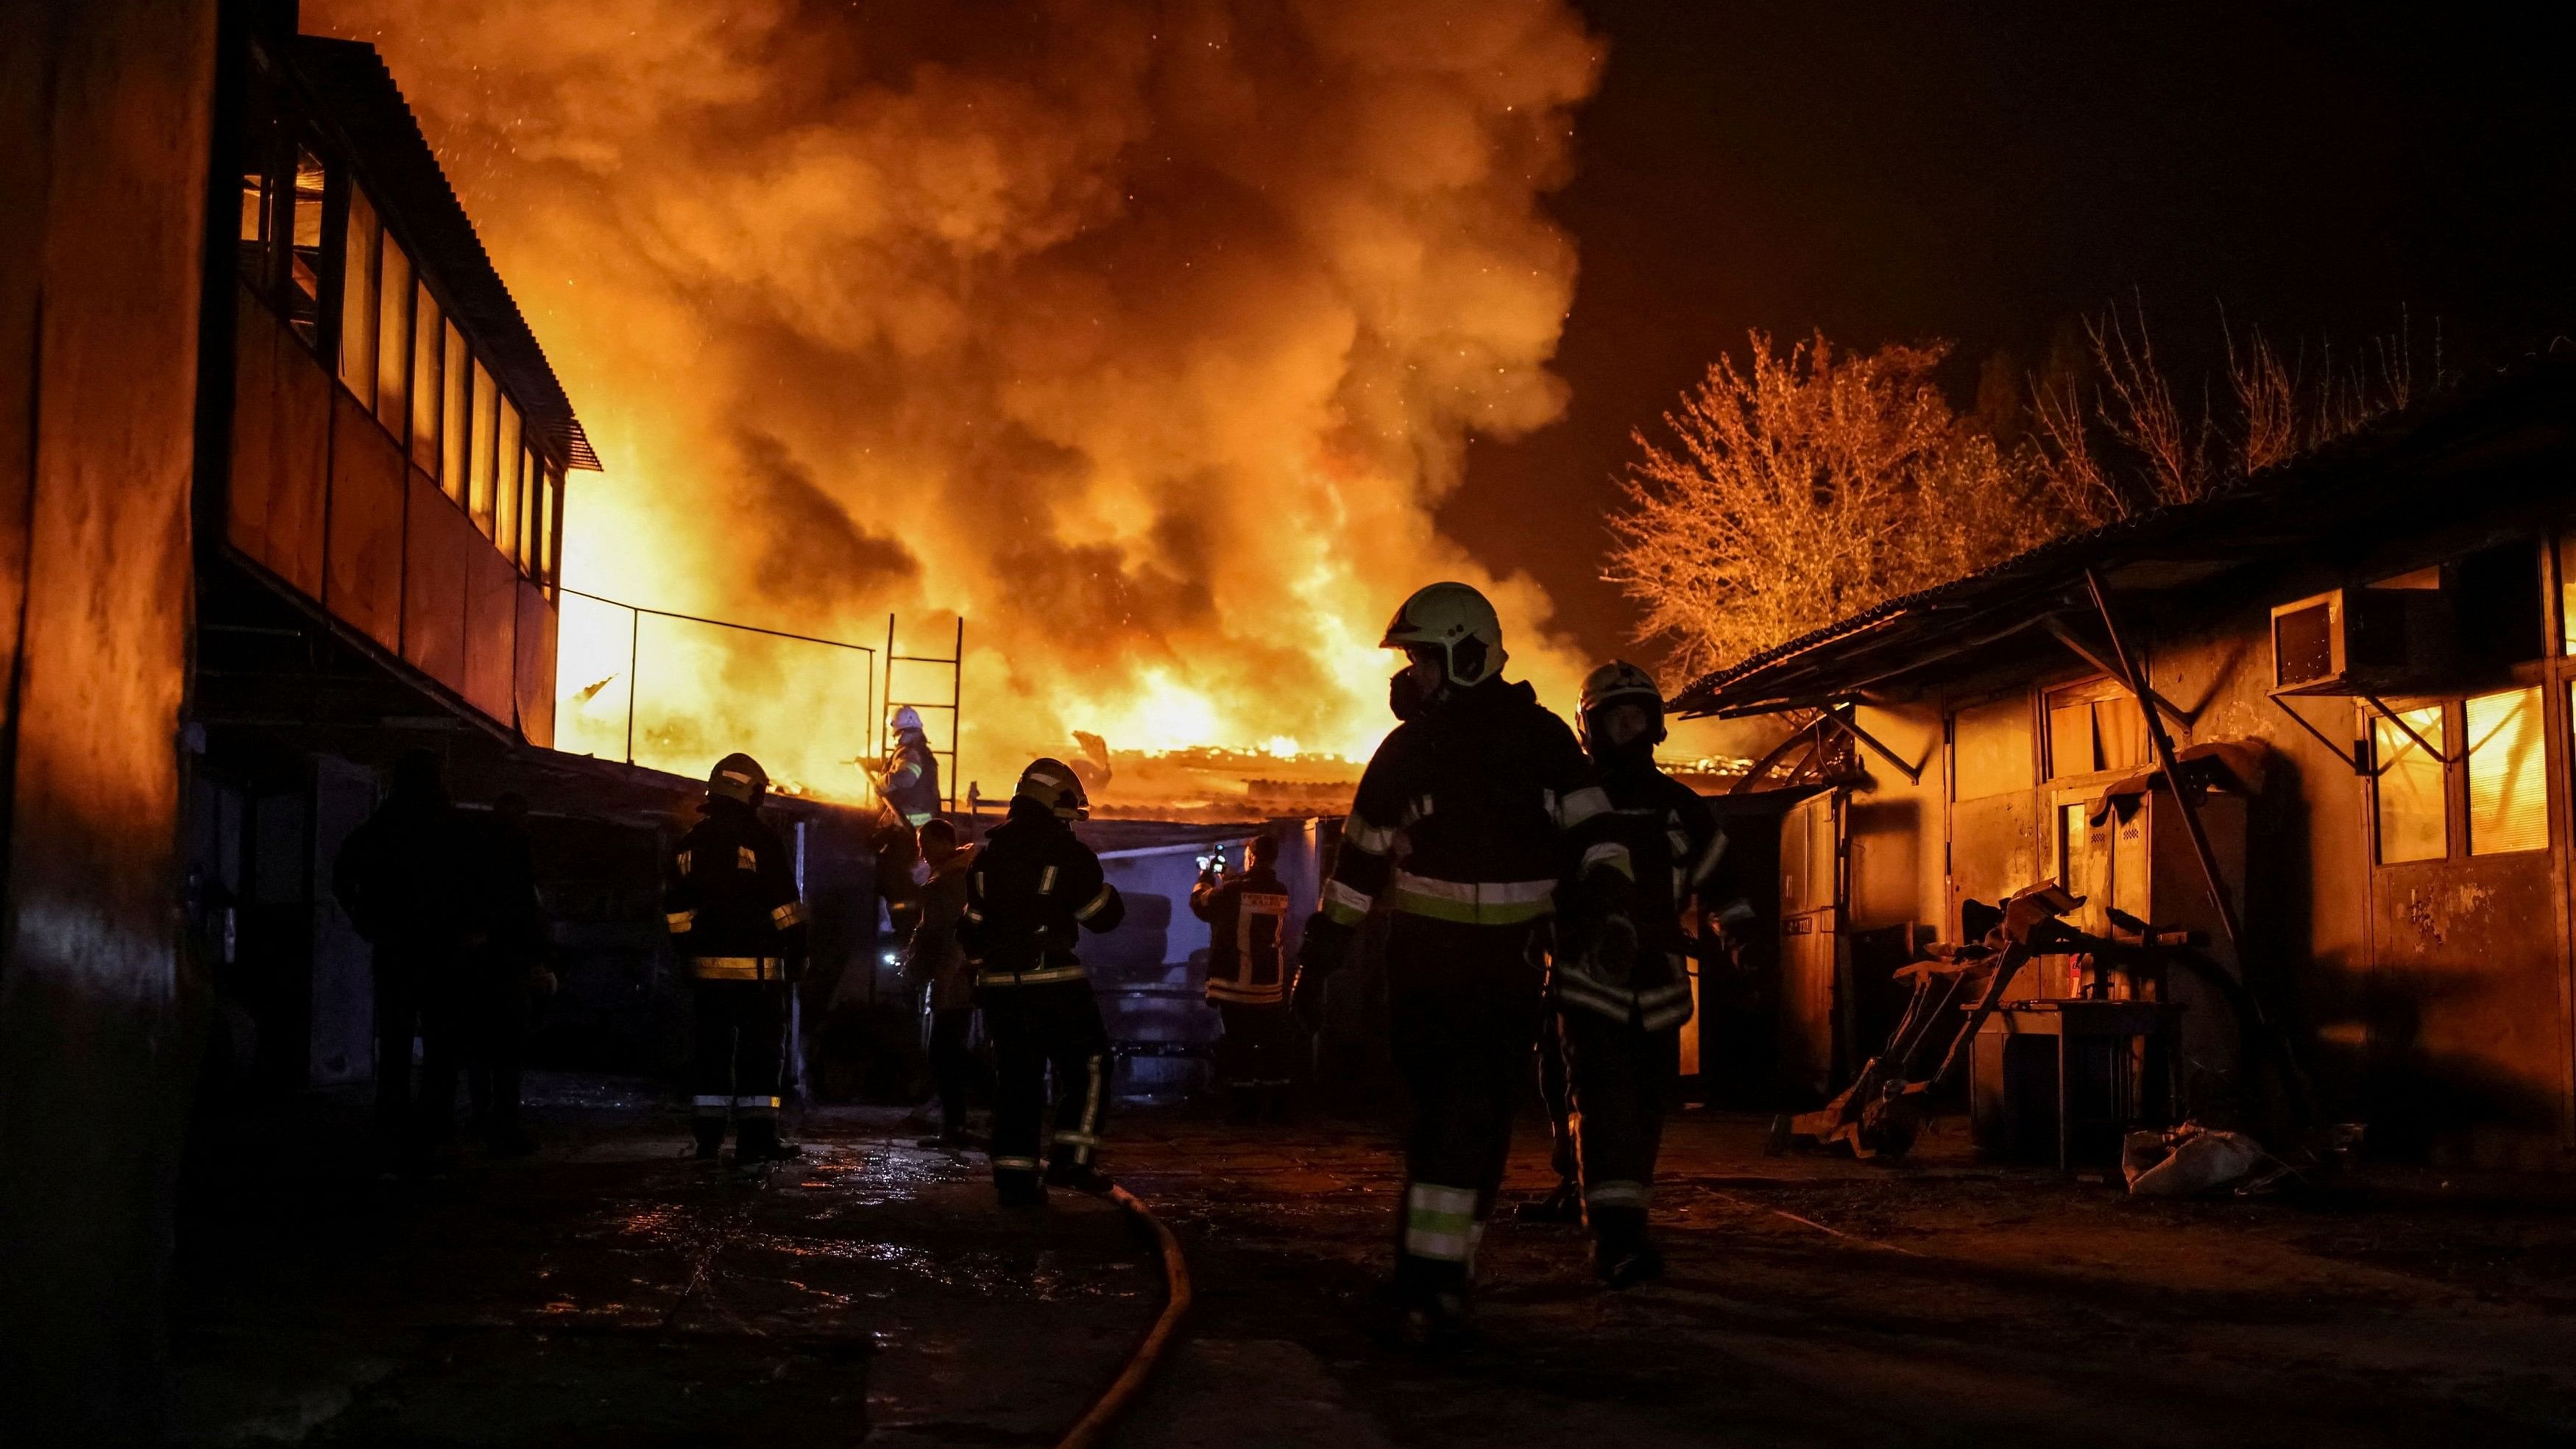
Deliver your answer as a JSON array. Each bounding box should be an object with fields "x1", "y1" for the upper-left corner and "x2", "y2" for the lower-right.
[{"x1": 174, "y1": 1077, "x2": 2576, "y2": 1446}]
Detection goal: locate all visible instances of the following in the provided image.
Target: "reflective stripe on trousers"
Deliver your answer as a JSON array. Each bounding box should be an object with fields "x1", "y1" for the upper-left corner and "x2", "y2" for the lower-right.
[{"x1": 1404, "y1": 1181, "x2": 1479, "y2": 1262}]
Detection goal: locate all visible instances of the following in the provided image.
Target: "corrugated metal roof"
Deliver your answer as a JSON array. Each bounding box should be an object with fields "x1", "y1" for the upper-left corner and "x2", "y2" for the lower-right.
[
  {"x1": 286, "y1": 36, "x2": 601, "y2": 472},
  {"x1": 1671, "y1": 355, "x2": 2576, "y2": 718}
]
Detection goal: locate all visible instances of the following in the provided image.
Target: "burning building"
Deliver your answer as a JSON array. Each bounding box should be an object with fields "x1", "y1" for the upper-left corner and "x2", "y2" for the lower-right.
[{"x1": 1679, "y1": 358, "x2": 2576, "y2": 1169}]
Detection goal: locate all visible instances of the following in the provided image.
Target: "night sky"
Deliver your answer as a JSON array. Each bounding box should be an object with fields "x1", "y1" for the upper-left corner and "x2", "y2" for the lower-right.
[{"x1": 1456, "y1": 1, "x2": 2576, "y2": 668}]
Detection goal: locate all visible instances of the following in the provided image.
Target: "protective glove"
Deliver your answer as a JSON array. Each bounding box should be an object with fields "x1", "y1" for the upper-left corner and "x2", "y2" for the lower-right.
[
  {"x1": 1292, "y1": 913, "x2": 1351, "y2": 1030},
  {"x1": 1582, "y1": 913, "x2": 1640, "y2": 988}
]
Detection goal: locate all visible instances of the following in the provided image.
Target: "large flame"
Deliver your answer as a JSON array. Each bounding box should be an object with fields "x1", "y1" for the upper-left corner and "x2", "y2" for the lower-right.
[{"x1": 313, "y1": 0, "x2": 1604, "y2": 804}]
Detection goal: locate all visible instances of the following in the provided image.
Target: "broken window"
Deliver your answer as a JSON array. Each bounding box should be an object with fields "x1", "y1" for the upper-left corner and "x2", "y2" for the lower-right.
[
  {"x1": 2045, "y1": 678, "x2": 2148, "y2": 779},
  {"x1": 2374, "y1": 704, "x2": 2448, "y2": 864},
  {"x1": 375, "y1": 233, "x2": 411, "y2": 440},
  {"x1": 235, "y1": 60, "x2": 278, "y2": 289},
  {"x1": 2466, "y1": 686, "x2": 2547, "y2": 855},
  {"x1": 284, "y1": 144, "x2": 328, "y2": 350},
  {"x1": 440, "y1": 322, "x2": 470, "y2": 503},
  {"x1": 1952, "y1": 695, "x2": 2034, "y2": 801},
  {"x1": 410, "y1": 283, "x2": 442, "y2": 476},
  {"x1": 336, "y1": 187, "x2": 378, "y2": 408}
]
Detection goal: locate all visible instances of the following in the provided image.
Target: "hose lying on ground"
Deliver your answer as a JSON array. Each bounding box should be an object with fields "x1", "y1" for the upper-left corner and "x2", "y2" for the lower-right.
[{"x1": 1055, "y1": 1182, "x2": 1193, "y2": 1449}]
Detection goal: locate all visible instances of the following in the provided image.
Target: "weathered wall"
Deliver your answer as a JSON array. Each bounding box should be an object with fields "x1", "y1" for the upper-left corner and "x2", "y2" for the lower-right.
[
  {"x1": 0, "y1": 0, "x2": 219, "y2": 1436},
  {"x1": 1845, "y1": 701, "x2": 1946, "y2": 933}
]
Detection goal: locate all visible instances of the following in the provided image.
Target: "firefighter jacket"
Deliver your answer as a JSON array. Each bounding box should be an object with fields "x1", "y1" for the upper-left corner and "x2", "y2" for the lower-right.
[
  {"x1": 959, "y1": 798, "x2": 1126, "y2": 988},
  {"x1": 905, "y1": 845, "x2": 979, "y2": 1013},
  {"x1": 880, "y1": 735, "x2": 941, "y2": 828},
  {"x1": 662, "y1": 796, "x2": 808, "y2": 983},
  {"x1": 1320, "y1": 676, "x2": 1631, "y2": 932},
  {"x1": 1192, "y1": 864, "x2": 1292, "y2": 1006},
  {"x1": 1553, "y1": 757, "x2": 1735, "y2": 1033}
]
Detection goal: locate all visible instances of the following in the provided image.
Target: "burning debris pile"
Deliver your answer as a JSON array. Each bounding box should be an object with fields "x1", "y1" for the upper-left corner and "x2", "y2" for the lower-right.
[{"x1": 315, "y1": 0, "x2": 1607, "y2": 798}]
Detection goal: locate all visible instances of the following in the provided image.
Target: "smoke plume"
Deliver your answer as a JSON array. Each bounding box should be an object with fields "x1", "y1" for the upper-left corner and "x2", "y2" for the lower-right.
[{"x1": 312, "y1": 0, "x2": 1604, "y2": 801}]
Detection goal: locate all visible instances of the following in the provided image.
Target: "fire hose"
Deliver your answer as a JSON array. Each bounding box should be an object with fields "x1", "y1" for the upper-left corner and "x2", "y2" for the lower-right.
[{"x1": 1055, "y1": 1181, "x2": 1193, "y2": 1449}]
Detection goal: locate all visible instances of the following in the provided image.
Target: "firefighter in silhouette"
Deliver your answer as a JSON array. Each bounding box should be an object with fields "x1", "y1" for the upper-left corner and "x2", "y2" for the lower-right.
[
  {"x1": 1555, "y1": 662, "x2": 1749, "y2": 1286},
  {"x1": 874, "y1": 706, "x2": 942, "y2": 940},
  {"x1": 905, "y1": 816, "x2": 991, "y2": 1148},
  {"x1": 959, "y1": 758, "x2": 1125, "y2": 1206},
  {"x1": 1292, "y1": 582, "x2": 1632, "y2": 1345},
  {"x1": 1191, "y1": 832, "x2": 1295, "y2": 1122},
  {"x1": 334, "y1": 748, "x2": 472, "y2": 1174},
  {"x1": 663, "y1": 754, "x2": 808, "y2": 1166}
]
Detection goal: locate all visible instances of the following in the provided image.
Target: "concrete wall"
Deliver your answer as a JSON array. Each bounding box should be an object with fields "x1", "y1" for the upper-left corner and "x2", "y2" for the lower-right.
[{"x1": 0, "y1": 0, "x2": 219, "y2": 1435}]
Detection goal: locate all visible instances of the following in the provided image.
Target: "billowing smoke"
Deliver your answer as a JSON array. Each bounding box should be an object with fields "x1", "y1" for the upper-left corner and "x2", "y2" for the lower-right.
[{"x1": 312, "y1": 0, "x2": 1604, "y2": 801}]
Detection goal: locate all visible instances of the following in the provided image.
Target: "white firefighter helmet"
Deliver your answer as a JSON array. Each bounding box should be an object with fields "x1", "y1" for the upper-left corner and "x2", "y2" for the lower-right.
[
  {"x1": 1014, "y1": 757, "x2": 1091, "y2": 821},
  {"x1": 1578, "y1": 660, "x2": 1666, "y2": 753},
  {"x1": 1381, "y1": 581, "x2": 1507, "y2": 687},
  {"x1": 889, "y1": 705, "x2": 925, "y2": 740}
]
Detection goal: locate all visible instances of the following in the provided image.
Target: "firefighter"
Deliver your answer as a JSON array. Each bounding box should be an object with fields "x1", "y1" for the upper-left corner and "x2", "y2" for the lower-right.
[
  {"x1": 333, "y1": 748, "x2": 472, "y2": 1175},
  {"x1": 905, "y1": 816, "x2": 990, "y2": 1148},
  {"x1": 959, "y1": 758, "x2": 1126, "y2": 1207},
  {"x1": 1190, "y1": 832, "x2": 1295, "y2": 1122},
  {"x1": 663, "y1": 754, "x2": 809, "y2": 1166},
  {"x1": 1292, "y1": 581, "x2": 1632, "y2": 1345},
  {"x1": 1558, "y1": 661, "x2": 1747, "y2": 1286},
  {"x1": 874, "y1": 706, "x2": 941, "y2": 941}
]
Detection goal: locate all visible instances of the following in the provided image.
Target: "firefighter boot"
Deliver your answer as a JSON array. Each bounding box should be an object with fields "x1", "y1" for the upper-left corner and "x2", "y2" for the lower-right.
[
  {"x1": 1592, "y1": 1206, "x2": 1664, "y2": 1289},
  {"x1": 693, "y1": 1119, "x2": 726, "y2": 1163},
  {"x1": 1384, "y1": 1258, "x2": 1476, "y2": 1351},
  {"x1": 995, "y1": 1170, "x2": 1047, "y2": 1210}
]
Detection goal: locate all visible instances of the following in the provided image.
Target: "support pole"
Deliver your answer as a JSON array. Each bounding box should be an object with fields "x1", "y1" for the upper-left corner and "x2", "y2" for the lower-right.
[
  {"x1": 2082, "y1": 570, "x2": 2243, "y2": 959},
  {"x1": 951, "y1": 615, "x2": 965, "y2": 813},
  {"x1": 626, "y1": 605, "x2": 640, "y2": 765}
]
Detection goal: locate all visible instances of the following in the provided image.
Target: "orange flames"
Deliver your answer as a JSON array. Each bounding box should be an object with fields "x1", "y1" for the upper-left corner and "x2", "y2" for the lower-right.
[{"x1": 312, "y1": 0, "x2": 1605, "y2": 805}]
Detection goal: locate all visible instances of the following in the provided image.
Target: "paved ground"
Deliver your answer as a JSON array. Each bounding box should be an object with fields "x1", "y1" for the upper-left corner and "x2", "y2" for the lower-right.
[{"x1": 173, "y1": 1077, "x2": 2576, "y2": 1446}]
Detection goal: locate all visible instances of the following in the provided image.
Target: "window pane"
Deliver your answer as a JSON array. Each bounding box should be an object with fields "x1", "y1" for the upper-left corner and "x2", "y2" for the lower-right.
[
  {"x1": 2467, "y1": 687, "x2": 2547, "y2": 855},
  {"x1": 440, "y1": 323, "x2": 469, "y2": 502},
  {"x1": 2560, "y1": 531, "x2": 2576, "y2": 656},
  {"x1": 375, "y1": 233, "x2": 412, "y2": 437},
  {"x1": 409, "y1": 284, "x2": 442, "y2": 474},
  {"x1": 1953, "y1": 696, "x2": 2032, "y2": 799},
  {"x1": 518, "y1": 449, "x2": 542, "y2": 571},
  {"x1": 286, "y1": 144, "x2": 327, "y2": 348},
  {"x1": 336, "y1": 188, "x2": 378, "y2": 404},
  {"x1": 495, "y1": 403, "x2": 523, "y2": 558},
  {"x1": 235, "y1": 68, "x2": 276, "y2": 287},
  {"x1": 468, "y1": 362, "x2": 498, "y2": 534},
  {"x1": 539, "y1": 469, "x2": 561, "y2": 584},
  {"x1": 2047, "y1": 700, "x2": 2095, "y2": 779},
  {"x1": 2094, "y1": 695, "x2": 2148, "y2": 773},
  {"x1": 2374, "y1": 706, "x2": 2448, "y2": 863}
]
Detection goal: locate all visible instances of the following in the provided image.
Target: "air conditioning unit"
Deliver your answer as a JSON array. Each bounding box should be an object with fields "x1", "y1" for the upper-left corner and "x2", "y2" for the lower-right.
[{"x1": 2269, "y1": 586, "x2": 2444, "y2": 695}]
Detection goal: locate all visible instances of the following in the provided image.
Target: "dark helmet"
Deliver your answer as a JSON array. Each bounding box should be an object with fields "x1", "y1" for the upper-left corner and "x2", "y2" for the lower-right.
[
  {"x1": 707, "y1": 752, "x2": 770, "y2": 808},
  {"x1": 1578, "y1": 660, "x2": 1666, "y2": 756},
  {"x1": 1014, "y1": 757, "x2": 1090, "y2": 821}
]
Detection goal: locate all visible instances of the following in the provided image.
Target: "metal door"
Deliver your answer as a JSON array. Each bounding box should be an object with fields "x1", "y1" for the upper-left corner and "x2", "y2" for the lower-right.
[{"x1": 1777, "y1": 790, "x2": 1844, "y2": 1099}]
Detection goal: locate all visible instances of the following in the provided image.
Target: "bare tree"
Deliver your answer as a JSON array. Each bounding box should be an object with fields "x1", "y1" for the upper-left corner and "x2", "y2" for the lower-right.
[{"x1": 1607, "y1": 332, "x2": 2081, "y2": 679}]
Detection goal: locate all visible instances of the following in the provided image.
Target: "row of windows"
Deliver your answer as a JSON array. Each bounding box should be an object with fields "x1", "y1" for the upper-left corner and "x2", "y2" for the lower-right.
[{"x1": 236, "y1": 53, "x2": 560, "y2": 588}]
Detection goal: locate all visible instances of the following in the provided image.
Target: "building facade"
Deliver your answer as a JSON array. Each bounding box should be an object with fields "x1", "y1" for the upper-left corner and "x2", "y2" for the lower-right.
[{"x1": 1679, "y1": 362, "x2": 2576, "y2": 1167}]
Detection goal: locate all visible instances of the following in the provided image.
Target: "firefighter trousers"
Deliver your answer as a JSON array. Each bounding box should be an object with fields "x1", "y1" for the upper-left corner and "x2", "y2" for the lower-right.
[
  {"x1": 1384, "y1": 914, "x2": 1549, "y2": 1293},
  {"x1": 1560, "y1": 1006, "x2": 1679, "y2": 1239},
  {"x1": 927, "y1": 1005, "x2": 991, "y2": 1136},
  {"x1": 1214, "y1": 1001, "x2": 1292, "y2": 1092},
  {"x1": 691, "y1": 979, "x2": 786, "y2": 1152},
  {"x1": 982, "y1": 979, "x2": 1112, "y2": 1187}
]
